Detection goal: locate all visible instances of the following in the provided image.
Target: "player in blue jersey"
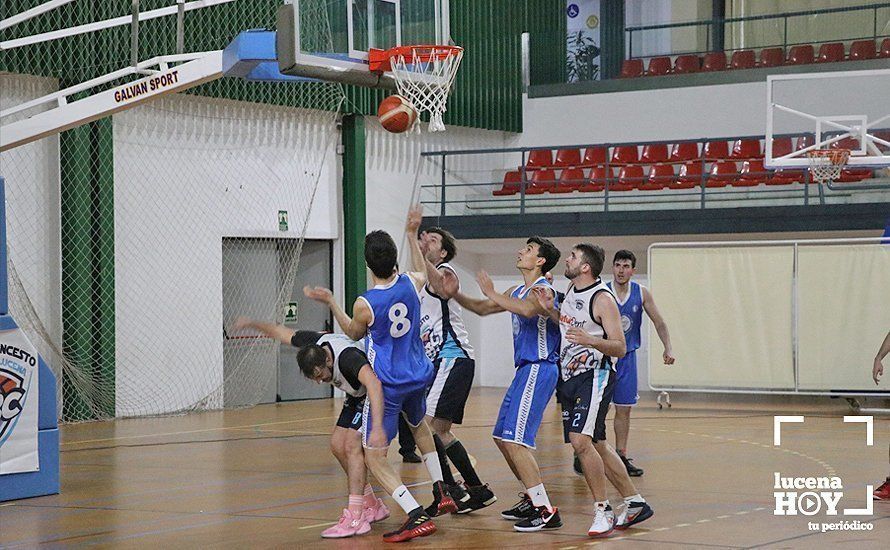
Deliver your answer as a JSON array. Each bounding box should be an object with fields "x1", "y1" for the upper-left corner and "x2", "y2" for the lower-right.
[
  {"x1": 607, "y1": 250, "x2": 674, "y2": 477},
  {"x1": 304, "y1": 225, "x2": 456, "y2": 543},
  {"x1": 455, "y1": 237, "x2": 563, "y2": 533}
]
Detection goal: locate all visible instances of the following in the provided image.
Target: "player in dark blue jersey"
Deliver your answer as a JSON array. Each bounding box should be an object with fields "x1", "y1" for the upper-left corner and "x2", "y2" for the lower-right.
[
  {"x1": 456, "y1": 236, "x2": 564, "y2": 533},
  {"x1": 608, "y1": 250, "x2": 674, "y2": 477},
  {"x1": 304, "y1": 218, "x2": 455, "y2": 543}
]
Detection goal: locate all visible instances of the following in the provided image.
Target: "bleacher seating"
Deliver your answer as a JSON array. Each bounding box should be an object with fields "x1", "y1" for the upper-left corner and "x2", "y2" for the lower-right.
[
  {"x1": 618, "y1": 37, "x2": 889, "y2": 79},
  {"x1": 491, "y1": 130, "x2": 885, "y2": 197}
]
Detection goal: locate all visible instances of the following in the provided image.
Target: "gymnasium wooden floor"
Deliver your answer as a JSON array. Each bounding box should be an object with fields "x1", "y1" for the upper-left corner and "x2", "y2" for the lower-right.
[{"x1": 2, "y1": 388, "x2": 889, "y2": 548}]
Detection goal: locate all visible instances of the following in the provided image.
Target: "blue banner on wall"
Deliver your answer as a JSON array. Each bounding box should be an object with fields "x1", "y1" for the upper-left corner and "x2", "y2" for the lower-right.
[{"x1": 566, "y1": 0, "x2": 601, "y2": 82}]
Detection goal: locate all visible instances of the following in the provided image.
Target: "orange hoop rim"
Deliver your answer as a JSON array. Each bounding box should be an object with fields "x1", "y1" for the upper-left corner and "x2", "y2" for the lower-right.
[
  {"x1": 369, "y1": 45, "x2": 463, "y2": 72},
  {"x1": 806, "y1": 148, "x2": 851, "y2": 165}
]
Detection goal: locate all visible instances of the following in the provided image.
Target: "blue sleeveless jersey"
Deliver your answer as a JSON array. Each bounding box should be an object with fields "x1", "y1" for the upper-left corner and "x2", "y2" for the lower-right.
[
  {"x1": 510, "y1": 277, "x2": 561, "y2": 367},
  {"x1": 607, "y1": 280, "x2": 644, "y2": 352},
  {"x1": 360, "y1": 273, "x2": 433, "y2": 388}
]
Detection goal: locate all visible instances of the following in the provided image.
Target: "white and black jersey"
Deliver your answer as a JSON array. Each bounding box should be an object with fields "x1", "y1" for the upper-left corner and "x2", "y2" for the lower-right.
[
  {"x1": 291, "y1": 331, "x2": 368, "y2": 398},
  {"x1": 419, "y1": 262, "x2": 474, "y2": 361},
  {"x1": 558, "y1": 279, "x2": 617, "y2": 381}
]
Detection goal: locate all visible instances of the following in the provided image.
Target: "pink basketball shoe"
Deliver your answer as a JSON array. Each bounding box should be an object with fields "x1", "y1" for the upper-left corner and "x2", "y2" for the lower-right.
[
  {"x1": 321, "y1": 508, "x2": 371, "y2": 538},
  {"x1": 365, "y1": 496, "x2": 391, "y2": 523}
]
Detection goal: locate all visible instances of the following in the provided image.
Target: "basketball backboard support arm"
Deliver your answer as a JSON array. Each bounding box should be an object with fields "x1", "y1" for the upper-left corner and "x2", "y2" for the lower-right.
[{"x1": 765, "y1": 68, "x2": 890, "y2": 169}]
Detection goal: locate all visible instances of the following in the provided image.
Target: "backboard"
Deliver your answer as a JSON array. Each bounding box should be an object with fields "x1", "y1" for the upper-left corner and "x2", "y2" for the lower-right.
[{"x1": 765, "y1": 69, "x2": 890, "y2": 169}]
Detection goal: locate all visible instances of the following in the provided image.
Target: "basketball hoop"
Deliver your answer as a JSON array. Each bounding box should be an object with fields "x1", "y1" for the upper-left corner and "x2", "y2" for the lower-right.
[
  {"x1": 369, "y1": 45, "x2": 463, "y2": 132},
  {"x1": 806, "y1": 149, "x2": 850, "y2": 184}
]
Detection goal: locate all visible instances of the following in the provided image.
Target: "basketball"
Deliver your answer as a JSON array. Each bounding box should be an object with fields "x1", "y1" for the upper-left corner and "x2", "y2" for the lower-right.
[{"x1": 378, "y1": 95, "x2": 417, "y2": 133}]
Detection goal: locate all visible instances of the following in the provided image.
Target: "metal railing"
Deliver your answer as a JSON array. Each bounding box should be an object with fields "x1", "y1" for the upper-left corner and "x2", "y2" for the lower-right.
[
  {"x1": 419, "y1": 131, "x2": 890, "y2": 217},
  {"x1": 626, "y1": 2, "x2": 890, "y2": 61}
]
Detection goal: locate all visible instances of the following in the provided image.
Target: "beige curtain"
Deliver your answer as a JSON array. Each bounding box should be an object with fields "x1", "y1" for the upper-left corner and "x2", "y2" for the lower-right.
[
  {"x1": 648, "y1": 246, "x2": 795, "y2": 390},
  {"x1": 797, "y1": 244, "x2": 890, "y2": 391}
]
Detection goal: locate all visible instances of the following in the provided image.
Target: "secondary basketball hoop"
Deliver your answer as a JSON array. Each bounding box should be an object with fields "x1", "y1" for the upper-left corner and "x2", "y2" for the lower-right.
[
  {"x1": 806, "y1": 148, "x2": 850, "y2": 184},
  {"x1": 369, "y1": 45, "x2": 463, "y2": 132}
]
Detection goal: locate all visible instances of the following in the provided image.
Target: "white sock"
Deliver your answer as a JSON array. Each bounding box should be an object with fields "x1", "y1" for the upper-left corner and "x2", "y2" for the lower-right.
[
  {"x1": 624, "y1": 493, "x2": 645, "y2": 504},
  {"x1": 422, "y1": 451, "x2": 444, "y2": 483},
  {"x1": 527, "y1": 483, "x2": 553, "y2": 512},
  {"x1": 595, "y1": 499, "x2": 609, "y2": 511},
  {"x1": 391, "y1": 484, "x2": 421, "y2": 514}
]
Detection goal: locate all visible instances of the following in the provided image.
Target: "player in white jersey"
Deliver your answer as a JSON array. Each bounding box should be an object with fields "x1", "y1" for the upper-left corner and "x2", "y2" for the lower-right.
[
  {"x1": 230, "y1": 318, "x2": 389, "y2": 539},
  {"x1": 536, "y1": 244, "x2": 653, "y2": 537},
  {"x1": 410, "y1": 222, "x2": 496, "y2": 513},
  {"x1": 872, "y1": 330, "x2": 890, "y2": 501}
]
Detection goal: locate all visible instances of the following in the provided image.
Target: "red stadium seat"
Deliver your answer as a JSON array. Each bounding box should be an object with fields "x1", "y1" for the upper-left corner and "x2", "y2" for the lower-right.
[
  {"x1": 881, "y1": 38, "x2": 890, "y2": 58},
  {"x1": 873, "y1": 130, "x2": 890, "y2": 152},
  {"x1": 771, "y1": 137, "x2": 794, "y2": 158},
  {"x1": 849, "y1": 40, "x2": 876, "y2": 61},
  {"x1": 837, "y1": 167, "x2": 874, "y2": 182},
  {"x1": 525, "y1": 169, "x2": 556, "y2": 194},
  {"x1": 647, "y1": 57, "x2": 672, "y2": 76},
  {"x1": 759, "y1": 47, "x2": 784, "y2": 67},
  {"x1": 640, "y1": 143, "x2": 669, "y2": 164},
  {"x1": 672, "y1": 162, "x2": 702, "y2": 189},
  {"x1": 581, "y1": 146, "x2": 608, "y2": 167},
  {"x1": 735, "y1": 159, "x2": 769, "y2": 186},
  {"x1": 611, "y1": 145, "x2": 639, "y2": 165},
  {"x1": 786, "y1": 45, "x2": 814, "y2": 65},
  {"x1": 796, "y1": 134, "x2": 815, "y2": 153},
  {"x1": 525, "y1": 149, "x2": 553, "y2": 170},
  {"x1": 706, "y1": 161, "x2": 737, "y2": 187},
  {"x1": 670, "y1": 142, "x2": 700, "y2": 162},
  {"x1": 832, "y1": 136, "x2": 860, "y2": 151},
  {"x1": 580, "y1": 167, "x2": 611, "y2": 192},
  {"x1": 553, "y1": 148, "x2": 581, "y2": 168},
  {"x1": 817, "y1": 42, "x2": 845, "y2": 63},
  {"x1": 731, "y1": 139, "x2": 762, "y2": 159},
  {"x1": 493, "y1": 170, "x2": 521, "y2": 195},
  {"x1": 703, "y1": 140, "x2": 729, "y2": 160},
  {"x1": 702, "y1": 52, "x2": 727, "y2": 71},
  {"x1": 767, "y1": 168, "x2": 805, "y2": 185},
  {"x1": 551, "y1": 168, "x2": 585, "y2": 193},
  {"x1": 613, "y1": 165, "x2": 643, "y2": 191},
  {"x1": 620, "y1": 59, "x2": 644, "y2": 78},
  {"x1": 674, "y1": 54, "x2": 700, "y2": 74},
  {"x1": 730, "y1": 50, "x2": 756, "y2": 70},
  {"x1": 640, "y1": 164, "x2": 674, "y2": 190}
]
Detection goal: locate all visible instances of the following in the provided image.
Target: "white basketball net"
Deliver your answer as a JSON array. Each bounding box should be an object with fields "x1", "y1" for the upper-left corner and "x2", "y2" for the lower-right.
[
  {"x1": 807, "y1": 149, "x2": 850, "y2": 184},
  {"x1": 389, "y1": 46, "x2": 463, "y2": 132}
]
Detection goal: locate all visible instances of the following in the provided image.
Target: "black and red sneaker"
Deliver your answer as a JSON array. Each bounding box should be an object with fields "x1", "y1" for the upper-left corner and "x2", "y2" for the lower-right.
[
  {"x1": 425, "y1": 481, "x2": 458, "y2": 517},
  {"x1": 382, "y1": 510, "x2": 437, "y2": 543}
]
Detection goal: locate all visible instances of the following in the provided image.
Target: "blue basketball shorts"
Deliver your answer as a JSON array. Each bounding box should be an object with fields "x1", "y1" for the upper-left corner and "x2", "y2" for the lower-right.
[
  {"x1": 492, "y1": 361, "x2": 559, "y2": 449},
  {"x1": 613, "y1": 350, "x2": 639, "y2": 406},
  {"x1": 361, "y1": 381, "x2": 427, "y2": 448}
]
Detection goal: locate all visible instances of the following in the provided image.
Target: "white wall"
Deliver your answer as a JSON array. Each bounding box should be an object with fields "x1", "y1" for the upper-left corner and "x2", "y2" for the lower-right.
[
  {"x1": 520, "y1": 81, "x2": 767, "y2": 148},
  {"x1": 113, "y1": 96, "x2": 340, "y2": 415},
  {"x1": 0, "y1": 73, "x2": 63, "y2": 377}
]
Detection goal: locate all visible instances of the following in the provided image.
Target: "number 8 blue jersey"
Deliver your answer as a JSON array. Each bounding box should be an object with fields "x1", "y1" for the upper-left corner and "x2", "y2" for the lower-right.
[{"x1": 359, "y1": 273, "x2": 433, "y2": 389}]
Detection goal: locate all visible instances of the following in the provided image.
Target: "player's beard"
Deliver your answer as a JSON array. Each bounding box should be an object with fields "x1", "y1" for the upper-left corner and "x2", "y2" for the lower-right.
[{"x1": 564, "y1": 265, "x2": 580, "y2": 279}]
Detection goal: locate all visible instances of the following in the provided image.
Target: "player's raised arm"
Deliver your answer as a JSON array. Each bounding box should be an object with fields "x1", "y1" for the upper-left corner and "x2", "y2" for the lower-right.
[
  {"x1": 477, "y1": 270, "x2": 551, "y2": 319},
  {"x1": 404, "y1": 204, "x2": 436, "y2": 293},
  {"x1": 303, "y1": 285, "x2": 371, "y2": 341},
  {"x1": 230, "y1": 316, "x2": 298, "y2": 345},
  {"x1": 533, "y1": 287, "x2": 560, "y2": 323},
  {"x1": 641, "y1": 286, "x2": 675, "y2": 365},
  {"x1": 874, "y1": 330, "x2": 890, "y2": 385},
  {"x1": 566, "y1": 291, "x2": 626, "y2": 358}
]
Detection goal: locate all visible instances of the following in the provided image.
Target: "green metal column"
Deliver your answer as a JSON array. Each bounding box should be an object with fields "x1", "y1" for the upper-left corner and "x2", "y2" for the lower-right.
[
  {"x1": 60, "y1": 122, "x2": 95, "y2": 421},
  {"x1": 93, "y1": 118, "x2": 116, "y2": 419},
  {"x1": 341, "y1": 114, "x2": 367, "y2": 306},
  {"x1": 600, "y1": 0, "x2": 625, "y2": 80}
]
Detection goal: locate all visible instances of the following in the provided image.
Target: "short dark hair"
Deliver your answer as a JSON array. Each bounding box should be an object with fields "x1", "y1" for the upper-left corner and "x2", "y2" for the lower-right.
[
  {"x1": 574, "y1": 243, "x2": 605, "y2": 278},
  {"x1": 296, "y1": 344, "x2": 327, "y2": 378},
  {"x1": 426, "y1": 227, "x2": 457, "y2": 263},
  {"x1": 365, "y1": 230, "x2": 398, "y2": 278},
  {"x1": 613, "y1": 249, "x2": 637, "y2": 268},
  {"x1": 528, "y1": 236, "x2": 560, "y2": 274}
]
